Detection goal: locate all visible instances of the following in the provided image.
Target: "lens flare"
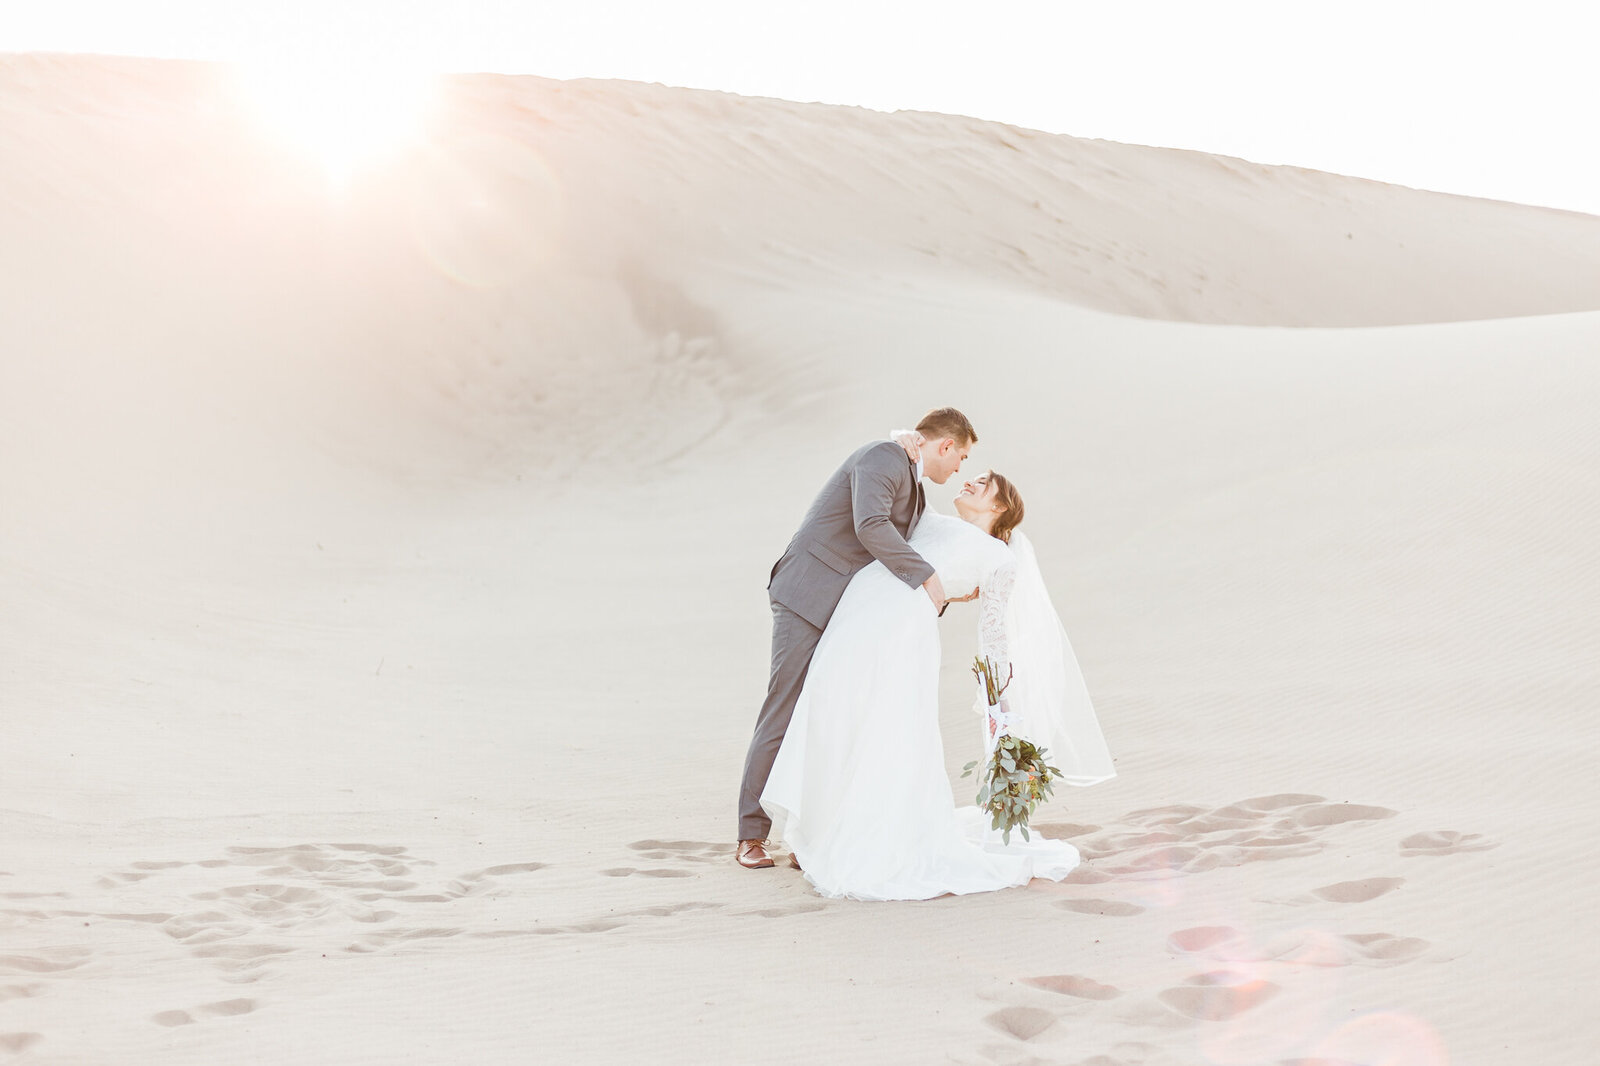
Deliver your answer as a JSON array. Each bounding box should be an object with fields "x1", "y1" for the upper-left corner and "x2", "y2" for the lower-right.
[
  {"x1": 1193, "y1": 929, "x2": 1345, "y2": 1064},
  {"x1": 1306, "y1": 1011, "x2": 1451, "y2": 1065},
  {"x1": 235, "y1": 54, "x2": 438, "y2": 186}
]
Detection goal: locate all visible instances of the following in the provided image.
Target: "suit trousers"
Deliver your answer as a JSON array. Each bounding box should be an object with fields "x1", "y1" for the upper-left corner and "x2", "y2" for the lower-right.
[{"x1": 737, "y1": 599, "x2": 825, "y2": 840}]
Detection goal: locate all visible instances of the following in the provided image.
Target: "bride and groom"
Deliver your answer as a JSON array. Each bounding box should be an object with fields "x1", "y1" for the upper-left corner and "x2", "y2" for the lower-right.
[{"x1": 736, "y1": 407, "x2": 1115, "y2": 901}]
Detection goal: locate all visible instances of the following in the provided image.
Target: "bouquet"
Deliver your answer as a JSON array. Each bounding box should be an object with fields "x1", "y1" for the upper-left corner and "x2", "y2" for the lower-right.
[{"x1": 961, "y1": 655, "x2": 1062, "y2": 843}]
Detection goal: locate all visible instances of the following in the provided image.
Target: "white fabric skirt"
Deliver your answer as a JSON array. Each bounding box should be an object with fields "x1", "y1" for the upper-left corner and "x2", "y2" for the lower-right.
[{"x1": 762, "y1": 561, "x2": 1080, "y2": 901}]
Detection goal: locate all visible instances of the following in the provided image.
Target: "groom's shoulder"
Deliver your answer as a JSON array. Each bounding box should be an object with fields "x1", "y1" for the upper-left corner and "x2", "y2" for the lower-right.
[
  {"x1": 846, "y1": 439, "x2": 902, "y2": 466},
  {"x1": 832, "y1": 439, "x2": 907, "y2": 480}
]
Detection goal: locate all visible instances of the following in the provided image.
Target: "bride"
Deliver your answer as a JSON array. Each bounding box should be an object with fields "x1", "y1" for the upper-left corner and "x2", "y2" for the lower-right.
[{"x1": 761, "y1": 465, "x2": 1115, "y2": 901}]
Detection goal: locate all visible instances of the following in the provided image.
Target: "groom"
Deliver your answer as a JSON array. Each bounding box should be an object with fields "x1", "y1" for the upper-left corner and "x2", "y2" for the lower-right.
[{"x1": 735, "y1": 407, "x2": 978, "y2": 869}]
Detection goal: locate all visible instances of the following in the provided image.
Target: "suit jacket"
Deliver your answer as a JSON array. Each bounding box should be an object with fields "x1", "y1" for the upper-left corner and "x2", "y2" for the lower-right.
[{"x1": 768, "y1": 440, "x2": 936, "y2": 630}]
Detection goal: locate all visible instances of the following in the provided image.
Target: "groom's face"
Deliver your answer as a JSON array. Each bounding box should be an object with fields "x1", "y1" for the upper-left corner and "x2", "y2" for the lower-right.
[{"x1": 923, "y1": 437, "x2": 970, "y2": 484}]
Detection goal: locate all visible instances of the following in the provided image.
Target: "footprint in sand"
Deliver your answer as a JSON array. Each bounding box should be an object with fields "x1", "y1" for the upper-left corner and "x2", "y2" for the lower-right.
[
  {"x1": 732, "y1": 902, "x2": 828, "y2": 919},
  {"x1": 1399, "y1": 831, "x2": 1497, "y2": 857},
  {"x1": 188, "y1": 942, "x2": 294, "y2": 980},
  {"x1": 7, "y1": 843, "x2": 562, "y2": 999},
  {"x1": 363, "y1": 926, "x2": 464, "y2": 946},
  {"x1": 0, "y1": 951, "x2": 90, "y2": 976},
  {"x1": 1113, "y1": 998, "x2": 1199, "y2": 1031},
  {"x1": 1055, "y1": 898, "x2": 1144, "y2": 916},
  {"x1": 101, "y1": 843, "x2": 552, "y2": 977},
  {"x1": 151, "y1": 999, "x2": 258, "y2": 1027},
  {"x1": 0, "y1": 1033, "x2": 44, "y2": 1054},
  {"x1": 1157, "y1": 972, "x2": 1279, "y2": 1021},
  {"x1": 1167, "y1": 926, "x2": 1238, "y2": 953},
  {"x1": 474, "y1": 863, "x2": 546, "y2": 877},
  {"x1": 1289, "y1": 804, "x2": 1396, "y2": 829},
  {"x1": 620, "y1": 839, "x2": 735, "y2": 878},
  {"x1": 436, "y1": 862, "x2": 549, "y2": 900},
  {"x1": 1022, "y1": 974, "x2": 1123, "y2": 1000},
  {"x1": 87, "y1": 911, "x2": 173, "y2": 926},
  {"x1": 984, "y1": 1005, "x2": 1058, "y2": 1041},
  {"x1": 623, "y1": 901, "x2": 725, "y2": 919},
  {"x1": 1072, "y1": 795, "x2": 1397, "y2": 879},
  {"x1": 1168, "y1": 924, "x2": 1431, "y2": 968},
  {"x1": 626, "y1": 840, "x2": 733, "y2": 866},
  {"x1": 1341, "y1": 932, "x2": 1429, "y2": 965},
  {"x1": 1312, "y1": 877, "x2": 1404, "y2": 903}
]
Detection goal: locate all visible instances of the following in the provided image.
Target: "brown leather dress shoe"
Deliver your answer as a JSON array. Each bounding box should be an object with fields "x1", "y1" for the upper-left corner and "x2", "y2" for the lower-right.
[
  {"x1": 736, "y1": 839, "x2": 775, "y2": 869},
  {"x1": 788, "y1": 852, "x2": 802, "y2": 871}
]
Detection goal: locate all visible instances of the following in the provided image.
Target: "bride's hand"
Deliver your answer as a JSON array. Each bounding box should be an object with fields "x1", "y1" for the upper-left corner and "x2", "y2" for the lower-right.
[
  {"x1": 946, "y1": 586, "x2": 980, "y2": 604},
  {"x1": 986, "y1": 699, "x2": 1012, "y2": 740},
  {"x1": 889, "y1": 428, "x2": 924, "y2": 460}
]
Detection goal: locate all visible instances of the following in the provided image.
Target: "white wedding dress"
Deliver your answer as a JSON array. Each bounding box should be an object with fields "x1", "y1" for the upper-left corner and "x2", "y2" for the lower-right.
[{"x1": 762, "y1": 511, "x2": 1114, "y2": 901}]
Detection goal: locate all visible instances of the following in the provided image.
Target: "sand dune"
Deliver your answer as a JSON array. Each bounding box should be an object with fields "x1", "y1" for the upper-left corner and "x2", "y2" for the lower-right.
[{"x1": 3, "y1": 54, "x2": 1598, "y2": 1064}]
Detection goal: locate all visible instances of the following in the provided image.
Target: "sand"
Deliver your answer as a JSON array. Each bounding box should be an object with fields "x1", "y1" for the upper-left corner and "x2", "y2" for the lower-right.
[{"x1": 3, "y1": 53, "x2": 1598, "y2": 1064}]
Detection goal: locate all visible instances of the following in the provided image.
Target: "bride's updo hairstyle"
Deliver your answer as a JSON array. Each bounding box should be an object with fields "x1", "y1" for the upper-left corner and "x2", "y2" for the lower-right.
[{"x1": 988, "y1": 471, "x2": 1025, "y2": 544}]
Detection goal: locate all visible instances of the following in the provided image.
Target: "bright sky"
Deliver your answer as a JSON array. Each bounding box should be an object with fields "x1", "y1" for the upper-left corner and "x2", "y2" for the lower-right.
[{"x1": 9, "y1": 0, "x2": 1598, "y2": 216}]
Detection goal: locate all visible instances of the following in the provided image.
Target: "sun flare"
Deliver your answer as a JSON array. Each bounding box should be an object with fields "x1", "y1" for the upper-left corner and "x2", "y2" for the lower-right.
[{"x1": 235, "y1": 57, "x2": 438, "y2": 185}]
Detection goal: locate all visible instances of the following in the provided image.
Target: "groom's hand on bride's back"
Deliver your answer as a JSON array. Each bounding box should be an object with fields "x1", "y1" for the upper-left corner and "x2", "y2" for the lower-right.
[{"x1": 928, "y1": 585, "x2": 978, "y2": 617}]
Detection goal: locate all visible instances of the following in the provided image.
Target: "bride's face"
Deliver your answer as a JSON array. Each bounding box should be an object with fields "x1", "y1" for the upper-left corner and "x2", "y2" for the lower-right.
[{"x1": 953, "y1": 474, "x2": 1000, "y2": 517}]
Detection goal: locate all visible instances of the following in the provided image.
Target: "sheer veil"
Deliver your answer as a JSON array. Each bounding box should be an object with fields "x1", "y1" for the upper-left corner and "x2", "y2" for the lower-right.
[{"x1": 1001, "y1": 530, "x2": 1115, "y2": 786}]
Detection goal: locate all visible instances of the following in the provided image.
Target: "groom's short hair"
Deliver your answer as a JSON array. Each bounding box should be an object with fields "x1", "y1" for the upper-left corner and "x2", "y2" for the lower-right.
[{"x1": 916, "y1": 407, "x2": 977, "y2": 446}]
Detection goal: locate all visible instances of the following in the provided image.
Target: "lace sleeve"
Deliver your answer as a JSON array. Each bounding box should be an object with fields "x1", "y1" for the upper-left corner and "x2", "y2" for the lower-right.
[{"x1": 978, "y1": 555, "x2": 1018, "y2": 679}]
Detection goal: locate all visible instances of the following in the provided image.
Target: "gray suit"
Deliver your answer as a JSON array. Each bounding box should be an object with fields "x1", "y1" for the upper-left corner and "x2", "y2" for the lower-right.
[{"x1": 737, "y1": 440, "x2": 936, "y2": 840}]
